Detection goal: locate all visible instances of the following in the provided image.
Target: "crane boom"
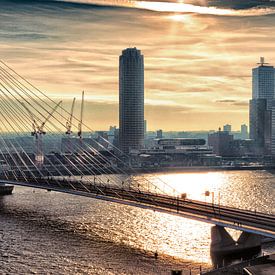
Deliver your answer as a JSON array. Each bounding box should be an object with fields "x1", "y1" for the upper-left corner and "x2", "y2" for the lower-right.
[
  {"x1": 66, "y1": 97, "x2": 76, "y2": 135},
  {"x1": 78, "y1": 91, "x2": 84, "y2": 139},
  {"x1": 39, "y1": 100, "x2": 62, "y2": 133},
  {"x1": 21, "y1": 102, "x2": 39, "y2": 135}
]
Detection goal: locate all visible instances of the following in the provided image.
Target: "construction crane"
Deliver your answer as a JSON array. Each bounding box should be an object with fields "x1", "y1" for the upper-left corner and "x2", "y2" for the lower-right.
[
  {"x1": 65, "y1": 97, "x2": 76, "y2": 136},
  {"x1": 22, "y1": 101, "x2": 62, "y2": 168},
  {"x1": 78, "y1": 91, "x2": 84, "y2": 140},
  {"x1": 64, "y1": 97, "x2": 76, "y2": 154}
]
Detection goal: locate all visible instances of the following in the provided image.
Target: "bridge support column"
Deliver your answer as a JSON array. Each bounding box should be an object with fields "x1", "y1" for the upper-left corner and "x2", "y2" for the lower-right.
[
  {"x1": 0, "y1": 184, "x2": 13, "y2": 195},
  {"x1": 210, "y1": 225, "x2": 262, "y2": 267}
]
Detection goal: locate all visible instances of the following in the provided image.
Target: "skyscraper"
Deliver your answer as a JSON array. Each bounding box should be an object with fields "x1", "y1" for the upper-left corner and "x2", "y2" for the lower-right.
[
  {"x1": 252, "y1": 57, "x2": 274, "y2": 109},
  {"x1": 119, "y1": 47, "x2": 144, "y2": 153},
  {"x1": 250, "y1": 57, "x2": 274, "y2": 154},
  {"x1": 249, "y1": 99, "x2": 267, "y2": 148}
]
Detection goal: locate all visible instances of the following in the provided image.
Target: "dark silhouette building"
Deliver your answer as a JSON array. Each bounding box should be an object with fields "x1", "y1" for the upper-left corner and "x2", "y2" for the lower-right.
[
  {"x1": 208, "y1": 129, "x2": 234, "y2": 157},
  {"x1": 119, "y1": 47, "x2": 144, "y2": 153}
]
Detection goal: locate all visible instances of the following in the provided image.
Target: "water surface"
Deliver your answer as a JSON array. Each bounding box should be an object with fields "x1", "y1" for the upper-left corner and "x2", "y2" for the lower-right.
[{"x1": 0, "y1": 170, "x2": 274, "y2": 274}]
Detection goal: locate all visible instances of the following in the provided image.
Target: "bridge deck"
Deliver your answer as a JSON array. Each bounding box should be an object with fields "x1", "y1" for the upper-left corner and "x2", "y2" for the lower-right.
[{"x1": 1, "y1": 177, "x2": 275, "y2": 238}]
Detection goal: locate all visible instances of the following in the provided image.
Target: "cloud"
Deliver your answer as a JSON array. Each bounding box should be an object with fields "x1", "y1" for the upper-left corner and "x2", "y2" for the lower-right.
[
  {"x1": 0, "y1": 0, "x2": 271, "y2": 130},
  {"x1": 47, "y1": 0, "x2": 275, "y2": 16},
  {"x1": 216, "y1": 99, "x2": 248, "y2": 107},
  {"x1": 216, "y1": 99, "x2": 237, "y2": 103},
  {"x1": 207, "y1": 0, "x2": 274, "y2": 10}
]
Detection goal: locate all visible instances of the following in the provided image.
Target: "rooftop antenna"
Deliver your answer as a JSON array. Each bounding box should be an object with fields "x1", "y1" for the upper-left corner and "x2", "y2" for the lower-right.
[{"x1": 257, "y1": 57, "x2": 269, "y2": 66}]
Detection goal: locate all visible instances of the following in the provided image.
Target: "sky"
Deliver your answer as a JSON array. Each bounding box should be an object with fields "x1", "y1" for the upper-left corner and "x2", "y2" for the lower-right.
[{"x1": 1, "y1": 0, "x2": 275, "y2": 131}]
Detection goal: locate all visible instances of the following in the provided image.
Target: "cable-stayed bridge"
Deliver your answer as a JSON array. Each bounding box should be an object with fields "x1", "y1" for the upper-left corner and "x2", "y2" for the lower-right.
[{"x1": 0, "y1": 60, "x2": 274, "y2": 247}]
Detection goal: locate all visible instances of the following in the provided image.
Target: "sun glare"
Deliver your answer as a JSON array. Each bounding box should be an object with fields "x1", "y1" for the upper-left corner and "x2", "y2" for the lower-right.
[{"x1": 134, "y1": 1, "x2": 234, "y2": 15}]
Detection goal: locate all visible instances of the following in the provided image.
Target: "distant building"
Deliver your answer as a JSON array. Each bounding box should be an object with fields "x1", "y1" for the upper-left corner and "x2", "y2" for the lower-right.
[
  {"x1": 240, "y1": 124, "x2": 248, "y2": 139},
  {"x1": 108, "y1": 126, "x2": 117, "y2": 144},
  {"x1": 130, "y1": 138, "x2": 217, "y2": 168},
  {"x1": 119, "y1": 47, "x2": 144, "y2": 153},
  {"x1": 155, "y1": 138, "x2": 206, "y2": 149},
  {"x1": 144, "y1": 120, "x2": 147, "y2": 135},
  {"x1": 156, "y1": 129, "x2": 163, "y2": 139},
  {"x1": 61, "y1": 136, "x2": 108, "y2": 154},
  {"x1": 223, "y1": 124, "x2": 232, "y2": 132},
  {"x1": 230, "y1": 139, "x2": 255, "y2": 157},
  {"x1": 113, "y1": 128, "x2": 120, "y2": 148},
  {"x1": 208, "y1": 129, "x2": 234, "y2": 157}
]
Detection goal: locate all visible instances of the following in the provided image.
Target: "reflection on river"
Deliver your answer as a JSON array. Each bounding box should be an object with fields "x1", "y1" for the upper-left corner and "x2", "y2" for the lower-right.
[{"x1": 0, "y1": 170, "x2": 274, "y2": 274}]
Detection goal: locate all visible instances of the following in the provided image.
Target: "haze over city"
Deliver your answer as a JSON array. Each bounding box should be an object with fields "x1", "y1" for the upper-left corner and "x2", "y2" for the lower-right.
[
  {"x1": 2, "y1": 0, "x2": 275, "y2": 130},
  {"x1": 1, "y1": 1, "x2": 275, "y2": 274}
]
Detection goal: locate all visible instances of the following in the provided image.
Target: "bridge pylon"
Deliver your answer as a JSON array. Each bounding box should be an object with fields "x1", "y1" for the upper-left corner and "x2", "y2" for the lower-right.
[{"x1": 210, "y1": 225, "x2": 262, "y2": 267}]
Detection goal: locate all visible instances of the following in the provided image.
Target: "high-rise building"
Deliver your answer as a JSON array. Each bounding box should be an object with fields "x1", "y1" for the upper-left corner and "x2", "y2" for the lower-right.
[
  {"x1": 249, "y1": 98, "x2": 271, "y2": 153},
  {"x1": 223, "y1": 124, "x2": 232, "y2": 132},
  {"x1": 252, "y1": 57, "x2": 274, "y2": 109},
  {"x1": 250, "y1": 58, "x2": 274, "y2": 154},
  {"x1": 119, "y1": 47, "x2": 144, "y2": 153},
  {"x1": 271, "y1": 100, "x2": 275, "y2": 155}
]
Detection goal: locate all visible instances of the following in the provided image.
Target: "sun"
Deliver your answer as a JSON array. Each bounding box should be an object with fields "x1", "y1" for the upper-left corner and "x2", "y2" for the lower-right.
[{"x1": 134, "y1": 1, "x2": 234, "y2": 15}]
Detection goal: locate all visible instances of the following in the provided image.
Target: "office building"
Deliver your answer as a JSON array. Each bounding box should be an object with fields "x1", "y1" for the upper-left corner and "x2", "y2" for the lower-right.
[
  {"x1": 250, "y1": 58, "x2": 274, "y2": 154},
  {"x1": 119, "y1": 47, "x2": 144, "y2": 153},
  {"x1": 252, "y1": 57, "x2": 274, "y2": 109}
]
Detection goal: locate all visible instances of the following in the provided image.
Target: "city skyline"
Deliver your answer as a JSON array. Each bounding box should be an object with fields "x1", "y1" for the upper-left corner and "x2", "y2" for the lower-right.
[
  {"x1": 1, "y1": 0, "x2": 275, "y2": 131},
  {"x1": 1, "y1": 2, "x2": 275, "y2": 274}
]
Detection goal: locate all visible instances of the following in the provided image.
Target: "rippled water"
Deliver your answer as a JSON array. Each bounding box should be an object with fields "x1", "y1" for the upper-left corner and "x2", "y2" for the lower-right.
[{"x1": 0, "y1": 170, "x2": 275, "y2": 274}]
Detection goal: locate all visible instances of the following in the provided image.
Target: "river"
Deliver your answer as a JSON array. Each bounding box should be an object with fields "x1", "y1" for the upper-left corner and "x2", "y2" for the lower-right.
[{"x1": 0, "y1": 170, "x2": 274, "y2": 274}]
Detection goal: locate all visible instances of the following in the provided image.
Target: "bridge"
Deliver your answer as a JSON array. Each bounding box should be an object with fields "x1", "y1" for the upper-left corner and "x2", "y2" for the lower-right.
[
  {"x1": 0, "y1": 60, "x2": 273, "y2": 256},
  {"x1": 1, "y1": 176, "x2": 274, "y2": 239}
]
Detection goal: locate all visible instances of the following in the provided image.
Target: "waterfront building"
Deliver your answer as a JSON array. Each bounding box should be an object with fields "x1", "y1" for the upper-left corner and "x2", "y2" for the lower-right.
[
  {"x1": 119, "y1": 47, "x2": 144, "y2": 153},
  {"x1": 208, "y1": 129, "x2": 234, "y2": 157},
  {"x1": 130, "y1": 138, "x2": 217, "y2": 168}
]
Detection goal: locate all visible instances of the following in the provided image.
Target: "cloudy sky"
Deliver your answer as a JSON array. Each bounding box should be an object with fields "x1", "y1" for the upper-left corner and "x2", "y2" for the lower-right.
[{"x1": 1, "y1": 0, "x2": 275, "y2": 131}]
